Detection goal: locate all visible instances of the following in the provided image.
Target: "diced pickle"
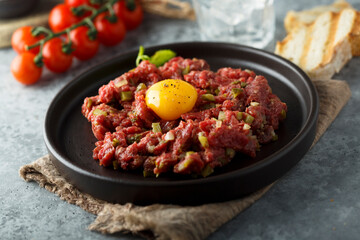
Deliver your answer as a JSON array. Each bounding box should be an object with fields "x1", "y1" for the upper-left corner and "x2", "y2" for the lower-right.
[
  {"x1": 244, "y1": 114, "x2": 254, "y2": 124},
  {"x1": 272, "y1": 134, "x2": 278, "y2": 141},
  {"x1": 271, "y1": 129, "x2": 278, "y2": 141},
  {"x1": 126, "y1": 134, "x2": 142, "y2": 144},
  {"x1": 152, "y1": 122, "x2": 162, "y2": 133},
  {"x1": 186, "y1": 151, "x2": 195, "y2": 156},
  {"x1": 198, "y1": 133, "x2": 209, "y2": 148},
  {"x1": 120, "y1": 91, "x2": 132, "y2": 101},
  {"x1": 136, "y1": 83, "x2": 146, "y2": 92},
  {"x1": 280, "y1": 109, "x2": 287, "y2": 119},
  {"x1": 231, "y1": 88, "x2": 243, "y2": 98},
  {"x1": 93, "y1": 108, "x2": 107, "y2": 116},
  {"x1": 112, "y1": 138, "x2": 120, "y2": 147},
  {"x1": 236, "y1": 112, "x2": 243, "y2": 121},
  {"x1": 143, "y1": 170, "x2": 155, "y2": 177},
  {"x1": 226, "y1": 148, "x2": 236, "y2": 158},
  {"x1": 182, "y1": 65, "x2": 190, "y2": 75},
  {"x1": 215, "y1": 120, "x2": 222, "y2": 128},
  {"x1": 112, "y1": 160, "x2": 119, "y2": 170},
  {"x1": 201, "y1": 164, "x2": 214, "y2": 177},
  {"x1": 245, "y1": 69, "x2": 253, "y2": 74},
  {"x1": 201, "y1": 93, "x2": 215, "y2": 102},
  {"x1": 178, "y1": 157, "x2": 193, "y2": 171},
  {"x1": 218, "y1": 111, "x2": 226, "y2": 121},
  {"x1": 201, "y1": 103, "x2": 216, "y2": 110},
  {"x1": 115, "y1": 79, "x2": 128, "y2": 88},
  {"x1": 87, "y1": 98, "x2": 93, "y2": 109},
  {"x1": 241, "y1": 82, "x2": 247, "y2": 88},
  {"x1": 243, "y1": 123, "x2": 251, "y2": 130}
]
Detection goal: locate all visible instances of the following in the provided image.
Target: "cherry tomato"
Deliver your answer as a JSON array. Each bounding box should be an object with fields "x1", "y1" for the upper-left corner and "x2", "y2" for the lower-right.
[
  {"x1": 11, "y1": 52, "x2": 42, "y2": 85},
  {"x1": 42, "y1": 38, "x2": 73, "y2": 73},
  {"x1": 94, "y1": 13, "x2": 126, "y2": 46},
  {"x1": 11, "y1": 26, "x2": 44, "y2": 54},
  {"x1": 65, "y1": 0, "x2": 89, "y2": 7},
  {"x1": 65, "y1": 0, "x2": 99, "y2": 18},
  {"x1": 49, "y1": 4, "x2": 80, "y2": 33},
  {"x1": 113, "y1": 0, "x2": 143, "y2": 30},
  {"x1": 65, "y1": 0, "x2": 100, "y2": 8},
  {"x1": 70, "y1": 26, "x2": 100, "y2": 60}
]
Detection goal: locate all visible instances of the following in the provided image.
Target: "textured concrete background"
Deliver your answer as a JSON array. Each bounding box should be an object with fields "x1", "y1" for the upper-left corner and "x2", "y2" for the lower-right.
[{"x1": 1, "y1": 0, "x2": 359, "y2": 239}]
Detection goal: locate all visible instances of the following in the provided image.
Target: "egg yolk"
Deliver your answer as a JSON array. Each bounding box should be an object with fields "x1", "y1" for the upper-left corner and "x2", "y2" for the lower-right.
[{"x1": 145, "y1": 79, "x2": 198, "y2": 120}]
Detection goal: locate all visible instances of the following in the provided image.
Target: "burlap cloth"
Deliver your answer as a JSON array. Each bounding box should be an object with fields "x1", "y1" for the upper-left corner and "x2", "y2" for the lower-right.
[
  {"x1": 0, "y1": 0, "x2": 195, "y2": 49},
  {"x1": 19, "y1": 79, "x2": 351, "y2": 240}
]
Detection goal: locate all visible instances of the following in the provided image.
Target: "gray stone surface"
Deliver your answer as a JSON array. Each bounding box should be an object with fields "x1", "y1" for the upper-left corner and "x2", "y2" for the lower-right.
[{"x1": 1, "y1": 0, "x2": 359, "y2": 239}]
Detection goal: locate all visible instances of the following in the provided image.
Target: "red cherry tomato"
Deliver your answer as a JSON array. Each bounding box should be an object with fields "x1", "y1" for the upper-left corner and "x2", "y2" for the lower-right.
[
  {"x1": 70, "y1": 26, "x2": 100, "y2": 61},
  {"x1": 65, "y1": 0, "x2": 99, "y2": 18},
  {"x1": 94, "y1": 13, "x2": 126, "y2": 46},
  {"x1": 113, "y1": 0, "x2": 143, "y2": 30},
  {"x1": 49, "y1": 4, "x2": 80, "y2": 33},
  {"x1": 65, "y1": 0, "x2": 89, "y2": 7},
  {"x1": 11, "y1": 26, "x2": 44, "y2": 54},
  {"x1": 65, "y1": 0, "x2": 100, "y2": 8},
  {"x1": 11, "y1": 52, "x2": 42, "y2": 85},
  {"x1": 42, "y1": 38, "x2": 73, "y2": 73}
]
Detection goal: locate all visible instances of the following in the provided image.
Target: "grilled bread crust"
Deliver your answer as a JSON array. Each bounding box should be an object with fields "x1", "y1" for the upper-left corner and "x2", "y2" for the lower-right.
[{"x1": 276, "y1": 6, "x2": 359, "y2": 80}]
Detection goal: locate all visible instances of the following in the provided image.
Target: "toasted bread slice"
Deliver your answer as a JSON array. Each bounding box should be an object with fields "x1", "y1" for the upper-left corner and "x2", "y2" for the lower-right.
[
  {"x1": 284, "y1": 0, "x2": 360, "y2": 56},
  {"x1": 276, "y1": 8, "x2": 357, "y2": 80},
  {"x1": 349, "y1": 11, "x2": 360, "y2": 56},
  {"x1": 284, "y1": 0, "x2": 353, "y2": 33}
]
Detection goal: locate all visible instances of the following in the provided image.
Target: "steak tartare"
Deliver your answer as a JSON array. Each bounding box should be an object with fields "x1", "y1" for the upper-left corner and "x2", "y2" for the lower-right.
[{"x1": 82, "y1": 55, "x2": 287, "y2": 177}]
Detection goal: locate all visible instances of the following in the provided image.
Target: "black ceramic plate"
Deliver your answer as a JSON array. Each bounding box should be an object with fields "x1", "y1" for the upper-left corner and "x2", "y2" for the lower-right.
[{"x1": 44, "y1": 42, "x2": 319, "y2": 205}]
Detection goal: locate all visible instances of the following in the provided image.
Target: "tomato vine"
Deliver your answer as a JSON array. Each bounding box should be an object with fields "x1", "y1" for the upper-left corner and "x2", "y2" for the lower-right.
[{"x1": 11, "y1": 0, "x2": 143, "y2": 85}]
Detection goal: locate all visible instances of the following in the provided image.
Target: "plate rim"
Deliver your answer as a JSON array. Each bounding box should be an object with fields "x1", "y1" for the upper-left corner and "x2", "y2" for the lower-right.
[{"x1": 44, "y1": 41, "x2": 319, "y2": 199}]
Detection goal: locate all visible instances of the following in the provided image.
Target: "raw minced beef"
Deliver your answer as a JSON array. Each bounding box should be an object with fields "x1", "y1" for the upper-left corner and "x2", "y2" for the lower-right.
[{"x1": 82, "y1": 56, "x2": 287, "y2": 177}]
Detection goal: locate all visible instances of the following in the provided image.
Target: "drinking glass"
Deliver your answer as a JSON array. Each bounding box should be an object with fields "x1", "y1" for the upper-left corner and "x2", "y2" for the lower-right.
[{"x1": 192, "y1": 0, "x2": 275, "y2": 49}]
